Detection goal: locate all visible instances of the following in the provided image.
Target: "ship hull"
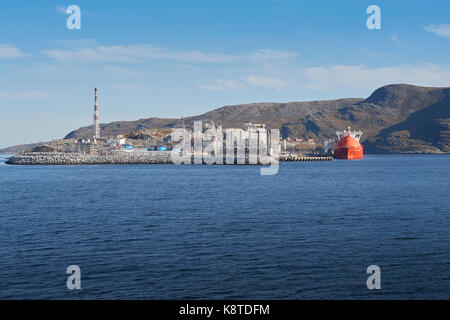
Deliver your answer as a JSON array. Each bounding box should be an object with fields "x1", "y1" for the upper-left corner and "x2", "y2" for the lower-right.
[{"x1": 333, "y1": 146, "x2": 363, "y2": 160}]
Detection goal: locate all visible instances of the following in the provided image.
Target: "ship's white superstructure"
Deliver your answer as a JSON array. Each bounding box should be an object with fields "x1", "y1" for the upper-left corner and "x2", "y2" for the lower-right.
[{"x1": 335, "y1": 126, "x2": 362, "y2": 141}]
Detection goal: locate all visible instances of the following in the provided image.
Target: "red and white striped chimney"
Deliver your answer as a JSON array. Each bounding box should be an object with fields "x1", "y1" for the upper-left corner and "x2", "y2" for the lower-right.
[{"x1": 93, "y1": 88, "x2": 100, "y2": 139}]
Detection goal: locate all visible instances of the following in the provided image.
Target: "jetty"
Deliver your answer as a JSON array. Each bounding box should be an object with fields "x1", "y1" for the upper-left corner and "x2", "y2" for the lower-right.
[
  {"x1": 279, "y1": 154, "x2": 332, "y2": 162},
  {"x1": 5, "y1": 152, "x2": 173, "y2": 165},
  {"x1": 5, "y1": 152, "x2": 332, "y2": 165}
]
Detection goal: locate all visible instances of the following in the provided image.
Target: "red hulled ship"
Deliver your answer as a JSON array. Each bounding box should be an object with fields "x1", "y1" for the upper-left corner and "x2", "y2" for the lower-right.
[{"x1": 333, "y1": 127, "x2": 363, "y2": 160}]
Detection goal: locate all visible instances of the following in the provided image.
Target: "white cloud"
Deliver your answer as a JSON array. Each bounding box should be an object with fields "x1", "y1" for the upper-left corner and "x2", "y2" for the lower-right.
[
  {"x1": 0, "y1": 44, "x2": 26, "y2": 58},
  {"x1": 247, "y1": 49, "x2": 298, "y2": 61},
  {"x1": 201, "y1": 74, "x2": 291, "y2": 92},
  {"x1": 102, "y1": 65, "x2": 141, "y2": 77},
  {"x1": 55, "y1": 6, "x2": 67, "y2": 14},
  {"x1": 55, "y1": 5, "x2": 93, "y2": 16},
  {"x1": 304, "y1": 64, "x2": 450, "y2": 91},
  {"x1": 245, "y1": 75, "x2": 289, "y2": 91},
  {"x1": 0, "y1": 91, "x2": 48, "y2": 99},
  {"x1": 199, "y1": 63, "x2": 450, "y2": 94},
  {"x1": 199, "y1": 80, "x2": 245, "y2": 91},
  {"x1": 55, "y1": 39, "x2": 99, "y2": 49},
  {"x1": 424, "y1": 24, "x2": 450, "y2": 38},
  {"x1": 43, "y1": 44, "x2": 297, "y2": 64}
]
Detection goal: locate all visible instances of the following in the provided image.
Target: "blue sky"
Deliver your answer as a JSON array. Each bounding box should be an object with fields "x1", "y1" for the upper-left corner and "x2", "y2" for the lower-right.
[{"x1": 1, "y1": 0, "x2": 450, "y2": 148}]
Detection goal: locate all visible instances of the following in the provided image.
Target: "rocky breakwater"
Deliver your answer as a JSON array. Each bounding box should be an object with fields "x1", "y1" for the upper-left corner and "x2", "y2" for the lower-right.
[
  {"x1": 6, "y1": 152, "x2": 333, "y2": 165},
  {"x1": 5, "y1": 152, "x2": 174, "y2": 165},
  {"x1": 279, "y1": 154, "x2": 333, "y2": 161}
]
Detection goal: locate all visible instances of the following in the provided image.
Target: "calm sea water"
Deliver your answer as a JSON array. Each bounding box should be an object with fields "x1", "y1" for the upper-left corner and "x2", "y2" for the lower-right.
[{"x1": 0, "y1": 154, "x2": 449, "y2": 299}]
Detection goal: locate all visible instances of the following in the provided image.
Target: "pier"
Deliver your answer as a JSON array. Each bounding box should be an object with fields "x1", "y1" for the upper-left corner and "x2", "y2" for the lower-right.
[
  {"x1": 6, "y1": 152, "x2": 332, "y2": 165},
  {"x1": 5, "y1": 152, "x2": 173, "y2": 165},
  {"x1": 279, "y1": 154, "x2": 333, "y2": 162}
]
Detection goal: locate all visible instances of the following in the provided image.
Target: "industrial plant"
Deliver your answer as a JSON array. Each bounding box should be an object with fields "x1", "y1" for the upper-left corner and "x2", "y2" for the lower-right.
[
  {"x1": 6, "y1": 89, "x2": 334, "y2": 165},
  {"x1": 35, "y1": 89, "x2": 324, "y2": 158}
]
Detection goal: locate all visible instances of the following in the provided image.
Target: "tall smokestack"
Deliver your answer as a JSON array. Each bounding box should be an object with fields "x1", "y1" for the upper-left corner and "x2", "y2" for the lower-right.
[{"x1": 93, "y1": 88, "x2": 100, "y2": 139}]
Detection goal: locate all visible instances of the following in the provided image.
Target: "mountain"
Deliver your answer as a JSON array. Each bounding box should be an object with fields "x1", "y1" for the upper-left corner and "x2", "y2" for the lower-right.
[
  {"x1": 64, "y1": 117, "x2": 177, "y2": 139},
  {"x1": 0, "y1": 142, "x2": 45, "y2": 155},
  {"x1": 64, "y1": 98, "x2": 363, "y2": 140},
  {"x1": 363, "y1": 85, "x2": 450, "y2": 153},
  {"x1": 2, "y1": 84, "x2": 449, "y2": 154}
]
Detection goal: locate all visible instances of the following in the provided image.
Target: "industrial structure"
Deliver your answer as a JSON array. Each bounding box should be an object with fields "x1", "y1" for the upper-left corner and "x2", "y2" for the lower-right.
[
  {"x1": 93, "y1": 88, "x2": 100, "y2": 140},
  {"x1": 30, "y1": 89, "x2": 324, "y2": 159}
]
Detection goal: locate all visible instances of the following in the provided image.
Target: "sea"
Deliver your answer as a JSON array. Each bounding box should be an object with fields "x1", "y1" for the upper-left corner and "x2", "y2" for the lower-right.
[{"x1": 0, "y1": 154, "x2": 449, "y2": 299}]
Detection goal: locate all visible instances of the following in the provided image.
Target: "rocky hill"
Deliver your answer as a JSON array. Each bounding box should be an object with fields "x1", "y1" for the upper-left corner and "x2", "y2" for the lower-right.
[
  {"x1": 64, "y1": 98, "x2": 363, "y2": 140},
  {"x1": 64, "y1": 117, "x2": 177, "y2": 140},
  {"x1": 64, "y1": 84, "x2": 450, "y2": 153},
  {"x1": 2, "y1": 84, "x2": 449, "y2": 154},
  {"x1": 363, "y1": 85, "x2": 450, "y2": 153},
  {"x1": 0, "y1": 142, "x2": 45, "y2": 155}
]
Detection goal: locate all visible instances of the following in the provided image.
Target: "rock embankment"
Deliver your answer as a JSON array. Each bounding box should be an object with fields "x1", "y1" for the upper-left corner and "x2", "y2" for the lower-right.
[
  {"x1": 279, "y1": 155, "x2": 333, "y2": 161},
  {"x1": 5, "y1": 152, "x2": 333, "y2": 165},
  {"x1": 5, "y1": 152, "x2": 174, "y2": 165}
]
